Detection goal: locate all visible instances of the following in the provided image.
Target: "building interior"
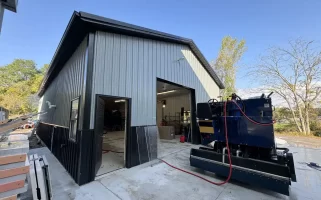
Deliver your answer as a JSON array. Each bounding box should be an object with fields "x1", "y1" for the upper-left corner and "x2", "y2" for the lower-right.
[
  {"x1": 156, "y1": 80, "x2": 193, "y2": 158},
  {"x1": 96, "y1": 80, "x2": 194, "y2": 176},
  {"x1": 96, "y1": 97, "x2": 127, "y2": 177}
]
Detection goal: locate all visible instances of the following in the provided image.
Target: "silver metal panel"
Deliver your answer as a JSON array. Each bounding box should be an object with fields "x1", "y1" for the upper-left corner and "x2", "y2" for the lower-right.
[
  {"x1": 125, "y1": 36, "x2": 133, "y2": 98},
  {"x1": 90, "y1": 31, "x2": 220, "y2": 128},
  {"x1": 39, "y1": 37, "x2": 87, "y2": 127},
  {"x1": 119, "y1": 35, "x2": 127, "y2": 98}
]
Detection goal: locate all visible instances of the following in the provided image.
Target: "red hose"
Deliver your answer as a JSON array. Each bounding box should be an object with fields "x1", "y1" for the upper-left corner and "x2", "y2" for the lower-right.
[
  {"x1": 229, "y1": 100, "x2": 275, "y2": 126},
  {"x1": 102, "y1": 149, "x2": 124, "y2": 154},
  {"x1": 160, "y1": 101, "x2": 233, "y2": 186},
  {"x1": 159, "y1": 99, "x2": 274, "y2": 185}
]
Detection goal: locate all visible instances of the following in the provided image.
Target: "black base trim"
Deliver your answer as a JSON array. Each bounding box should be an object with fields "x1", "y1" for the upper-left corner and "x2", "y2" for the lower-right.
[
  {"x1": 190, "y1": 155, "x2": 290, "y2": 196},
  {"x1": 127, "y1": 125, "x2": 158, "y2": 168},
  {"x1": 37, "y1": 123, "x2": 81, "y2": 183}
]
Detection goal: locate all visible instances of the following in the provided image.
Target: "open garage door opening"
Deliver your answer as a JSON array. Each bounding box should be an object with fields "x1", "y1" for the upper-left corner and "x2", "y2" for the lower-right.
[
  {"x1": 94, "y1": 95, "x2": 128, "y2": 177},
  {"x1": 156, "y1": 79, "x2": 198, "y2": 158}
]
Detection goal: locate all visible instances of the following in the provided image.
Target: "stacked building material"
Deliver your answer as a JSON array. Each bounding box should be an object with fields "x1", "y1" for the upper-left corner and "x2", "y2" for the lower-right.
[
  {"x1": 0, "y1": 135, "x2": 29, "y2": 200},
  {"x1": 29, "y1": 154, "x2": 52, "y2": 200}
]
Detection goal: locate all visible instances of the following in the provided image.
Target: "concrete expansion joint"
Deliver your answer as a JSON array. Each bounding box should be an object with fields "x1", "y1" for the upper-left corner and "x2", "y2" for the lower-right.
[{"x1": 97, "y1": 180, "x2": 123, "y2": 200}]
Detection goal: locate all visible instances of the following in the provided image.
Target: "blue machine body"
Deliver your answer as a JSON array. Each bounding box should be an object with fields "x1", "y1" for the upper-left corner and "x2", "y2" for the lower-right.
[
  {"x1": 193, "y1": 95, "x2": 296, "y2": 196},
  {"x1": 200, "y1": 97, "x2": 275, "y2": 149}
]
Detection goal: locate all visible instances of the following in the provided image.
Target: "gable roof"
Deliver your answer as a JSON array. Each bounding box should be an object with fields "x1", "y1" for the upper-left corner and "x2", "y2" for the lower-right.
[{"x1": 39, "y1": 11, "x2": 224, "y2": 96}]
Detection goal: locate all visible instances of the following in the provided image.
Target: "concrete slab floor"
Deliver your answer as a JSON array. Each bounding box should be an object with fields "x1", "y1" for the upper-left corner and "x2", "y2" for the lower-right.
[
  {"x1": 21, "y1": 138, "x2": 321, "y2": 200},
  {"x1": 97, "y1": 131, "x2": 125, "y2": 176},
  {"x1": 85, "y1": 144, "x2": 321, "y2": 200},
  {"x1": 158, "y1": 138, "x2": 193, "y2": 158}
]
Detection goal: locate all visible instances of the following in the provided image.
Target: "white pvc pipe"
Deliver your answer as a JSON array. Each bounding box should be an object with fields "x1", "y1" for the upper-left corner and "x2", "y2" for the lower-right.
[
  {"x1": 236, "y1": 150, "x2": 242, "y2": 157},
  {"x1": 222, "y1": 147, "x2": 226, "y2": 163}
]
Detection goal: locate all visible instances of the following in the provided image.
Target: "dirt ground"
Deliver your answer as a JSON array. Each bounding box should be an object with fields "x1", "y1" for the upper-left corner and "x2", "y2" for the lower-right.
[
  {"x1": 275, "y1": 133, "x2": 321, "y2": 148},
  {"x1": 28, "y1": 132, "x2": 45, "y2": 149}
]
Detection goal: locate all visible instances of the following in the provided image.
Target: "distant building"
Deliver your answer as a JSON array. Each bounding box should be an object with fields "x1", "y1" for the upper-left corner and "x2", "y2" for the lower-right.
[
  {"x1": 0, "y1": 107, "x2": 9, "y2": 121},
  {"x1": 0, "y1": 0, "x2": 18, "y2": 33}
]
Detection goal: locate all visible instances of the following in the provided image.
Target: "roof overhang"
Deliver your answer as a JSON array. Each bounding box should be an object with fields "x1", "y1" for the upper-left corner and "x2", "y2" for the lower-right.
[
  {"x1": 1, "y1": 0, "x2": 18, "y2": 12},
  {"x1": 38, "y1": 11, "x2": 224, "y2": 96}
]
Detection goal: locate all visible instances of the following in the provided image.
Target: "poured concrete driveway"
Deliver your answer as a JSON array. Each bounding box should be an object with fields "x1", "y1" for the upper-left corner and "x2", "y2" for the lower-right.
[
  {"x1": 75, "y1": 143, "x2": 321, "y2": 200},
  {"x1": 21, "y1": 138, "x2": 321, "y2": 200}
]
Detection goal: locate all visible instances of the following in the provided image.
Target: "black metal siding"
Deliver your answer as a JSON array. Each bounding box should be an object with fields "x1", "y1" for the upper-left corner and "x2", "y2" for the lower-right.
[
  {"x1": 37, "y1": 122, "x2": 81, "y2": 183},
  {"x1": 79, "y1": 129, "x2": 94, "y2": 185}
]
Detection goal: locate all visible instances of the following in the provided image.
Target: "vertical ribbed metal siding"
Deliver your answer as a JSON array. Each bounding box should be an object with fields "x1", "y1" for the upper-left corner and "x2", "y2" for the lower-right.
[
  {"x1": 90, "y1": 31, "x2": 219, "y2": 128},
  {"x1": 39, "y1": 37, "x2": 87, "y2": 127}
]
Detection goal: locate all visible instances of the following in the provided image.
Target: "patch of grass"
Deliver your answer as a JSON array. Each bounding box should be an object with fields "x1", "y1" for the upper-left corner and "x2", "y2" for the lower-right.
[
  {"x1": 274, "y1": 123, "x2": 321, "y2": 137},
  {"x1": 274, "y1": 131, "x2": 302, "y2": 136},
  {"x1": 274, "y1": 123, "x2": 298, "y2": 132},
  {"x1": 310, "y1": 121, "x2": 321, "y2": 137}
]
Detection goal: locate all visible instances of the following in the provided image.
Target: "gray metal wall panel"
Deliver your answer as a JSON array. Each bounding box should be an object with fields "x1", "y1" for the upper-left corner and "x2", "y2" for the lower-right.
[
  {"x1": 90, "y1": 31, "x2": 219, "y2": 128},
  {"x1": 39, "y1": 37, "x2": 87, "y2": 127}
]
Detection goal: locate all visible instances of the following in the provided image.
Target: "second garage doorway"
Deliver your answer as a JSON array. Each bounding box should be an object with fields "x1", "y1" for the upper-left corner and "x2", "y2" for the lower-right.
[{"x1": 156, "y1": 79, "x2": 198, "y2": 158}]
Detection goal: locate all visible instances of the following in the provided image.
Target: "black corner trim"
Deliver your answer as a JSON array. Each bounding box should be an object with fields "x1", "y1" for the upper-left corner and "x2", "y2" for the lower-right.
[
  {"x1": 78, "y1": 32, "x2": 95, "y2": 184},
  {"x1": 83, "y1": 32, "x2": 95, "y2": 130}
]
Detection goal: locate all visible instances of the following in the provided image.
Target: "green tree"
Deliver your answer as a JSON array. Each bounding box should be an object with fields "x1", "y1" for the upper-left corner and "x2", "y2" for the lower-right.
[
  {"x1": 0, "y1": 59, "x2": 38, "y2": 90},
  {"x1": 212, "y1": 36, "x2": 246, "y2": 99},
  {"x1": 249, "y1": 39, "x2": 321, "y2": 135},
  {"x1": 274, "y1": 107, "x2": 293, "y2": 123},
  {"x1": 40, "y1": 64, "x2": 49, "y2": 75},
  {"x1": 0, "y1": 60, "x2": 48, "y2": 115}
]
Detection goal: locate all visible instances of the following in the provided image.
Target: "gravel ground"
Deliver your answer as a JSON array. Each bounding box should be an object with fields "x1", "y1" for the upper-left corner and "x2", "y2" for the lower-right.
[{"x1": 275, "y1": 134, "x2": 321, "y2": 148}]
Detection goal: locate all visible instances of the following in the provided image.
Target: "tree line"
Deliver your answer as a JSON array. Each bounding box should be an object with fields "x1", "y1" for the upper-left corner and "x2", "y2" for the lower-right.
[
  {"x1": 213, "y1": 37, "x2": 321, "y2": 136},
  {"x1": 0, "y1": 59, "x2": 48, "y2": 115}
]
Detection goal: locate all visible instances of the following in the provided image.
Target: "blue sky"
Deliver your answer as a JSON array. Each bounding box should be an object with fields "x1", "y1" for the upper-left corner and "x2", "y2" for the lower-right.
[{"x1": 1, "y1": 0, "x2": 320, "y2": 88}]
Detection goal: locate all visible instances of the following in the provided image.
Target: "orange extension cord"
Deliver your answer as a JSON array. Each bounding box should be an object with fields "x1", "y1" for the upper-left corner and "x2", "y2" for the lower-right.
[{"x1": 160, "y1": 100, "x2": 275, "y2": 186}]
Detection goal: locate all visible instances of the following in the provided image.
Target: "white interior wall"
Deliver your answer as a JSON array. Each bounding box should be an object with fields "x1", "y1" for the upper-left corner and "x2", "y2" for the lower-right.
[{"x1": 156, "y1": 94, "x2": 190, "y2": 125}]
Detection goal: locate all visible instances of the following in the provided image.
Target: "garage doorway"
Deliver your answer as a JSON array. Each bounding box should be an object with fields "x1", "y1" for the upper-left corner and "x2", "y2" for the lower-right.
[
  {"x1": 156, "y1": 79, "x2": 198, "y2": 158},
  {"x1": 94, "y1": 95, "x2": 129, "y2": 177}
]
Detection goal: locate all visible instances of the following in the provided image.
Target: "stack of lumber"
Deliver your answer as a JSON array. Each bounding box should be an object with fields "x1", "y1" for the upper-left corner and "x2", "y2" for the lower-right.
[
  {"x1": 9, "y1": 129, "x2": 33, "y2": 138},
  {"x1": 0, "y1": 135, "x2": 29, "y2": 200}
]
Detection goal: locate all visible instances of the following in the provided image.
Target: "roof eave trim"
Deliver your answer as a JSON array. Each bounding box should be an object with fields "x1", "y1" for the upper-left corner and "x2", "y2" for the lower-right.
[
  {"x1": 79, "y1": 12, "x2": 224, "y2": 89},
  {"x1": 38, "y1": 11, "x2": 80, "y2": 97}
]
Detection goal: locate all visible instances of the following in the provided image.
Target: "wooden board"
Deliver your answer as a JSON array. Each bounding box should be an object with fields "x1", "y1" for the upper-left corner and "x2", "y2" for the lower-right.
[
  {"x1": 0, "y1": 120, "x2": 27, "y2": 135},
  {"x1": 0, "y1": 154, "x2": 26, "y2": 165},
  {"x1": 0, "y1": 195, "x2": 17, "y2": 200},
  {"x1": 0, "y1": 180, "x2": 24, "y2": 193},
  {"x1": 9, "y1": 129, "x2": 32, "y2": 136},
  {"x1": 0, "y1": 165, "x2": 29, "y2": 179},
  {"x1": 0, "y1": 183, "x2": 27, "y2": 199}
]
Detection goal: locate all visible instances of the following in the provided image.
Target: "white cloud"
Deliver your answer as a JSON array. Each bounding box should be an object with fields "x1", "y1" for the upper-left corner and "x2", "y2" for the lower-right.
[
  {"x1": 236, "y1": 83, "x2": 321, "y2": 108},
  {"x1": 236, "y1": 88, "x2": 287, "y2": 107}
]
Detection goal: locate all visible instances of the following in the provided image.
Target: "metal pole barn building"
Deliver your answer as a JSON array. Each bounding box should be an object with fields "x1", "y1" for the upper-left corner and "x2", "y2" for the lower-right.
[{"x1": 37, "y1": 11, "x2": 224, "y2": 185}]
